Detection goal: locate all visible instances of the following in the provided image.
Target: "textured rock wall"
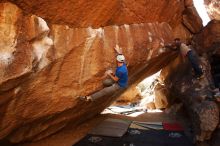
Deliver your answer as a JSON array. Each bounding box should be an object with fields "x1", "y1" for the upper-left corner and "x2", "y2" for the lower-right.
[
  {"x1": 193, "y1": 20, "x2": 220, "y2": 55},
  {"x1": 173, "y1": 0, "x2": 202, "y2": 40},
  {"x1": 182, "y1": 6, "x2": 203, "y2": 33},
  {"x1": 0, "y1": 0, "x2": 207, "y2": 143},
  {"x1": 0, "y1": 2, "x2": 181, "y2": 143},
  {"x1": 9, "y1": 0, "x2": 185, "y2": 28},
  {"x1": 6, "y1": 0, "x2": 201, "y2": 39},
  {"x1": 160, "y1": 55, "x2": 219, "y2": 141},
  {"x1": 7, "y1": 0, "x2": 202, "y2": 40},
  {"x1": 161, "y1": 16, "x2": 220, "y2": 140},
  {"x1": 113, "y1": 0, "x2": 203, "y2": 104}
]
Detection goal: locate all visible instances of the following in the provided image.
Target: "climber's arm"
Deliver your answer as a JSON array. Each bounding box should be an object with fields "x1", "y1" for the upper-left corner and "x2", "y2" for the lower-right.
[
  {"x1": 114, "y1": 45, "x2": 123, "y2": 54},
  {"x1": 107, "y1": 72, "x2": 119, "y2": 82}
]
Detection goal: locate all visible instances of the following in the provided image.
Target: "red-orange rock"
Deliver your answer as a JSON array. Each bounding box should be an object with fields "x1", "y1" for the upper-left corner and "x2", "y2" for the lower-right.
[
  {"x1": 185, "y1": 0, "x2": 193, "y2": 7},
  {"x1": 9, "y1": 0, "x2": 185, "y2": 28},
  {"x1": 0, "y1": 2, "x2": 34, "y2": 93},
  {"x1": 193, "y1": 20, "x2": 220, "y2": 54},
  {"x1": 0, "y1": 2, "x2": 179, "y2": 143},
  {"x1": 172, "y1": 23, "x2": 191, "y2": 41},
  {"x1": 0, "y1": 0, "x2": 206, "y2": 143},
  {"x1": 182, "y1": 6, "x2": 203, "y2": 33}
]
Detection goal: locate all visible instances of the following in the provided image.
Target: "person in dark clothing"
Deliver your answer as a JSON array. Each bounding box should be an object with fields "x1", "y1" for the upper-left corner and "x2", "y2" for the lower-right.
[{"x1": 165, "y1": 38, "x2": 204, "y2": 79}]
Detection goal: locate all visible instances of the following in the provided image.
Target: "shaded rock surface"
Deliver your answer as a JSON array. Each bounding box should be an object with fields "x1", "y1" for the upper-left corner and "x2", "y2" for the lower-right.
[
  {"x1": 193, "y1": 20, "x2": 220, "y2": 55},
  {"x1": 160, "y1": 55, "x2": 219, "y2": 141},
  {"x1": 182, "y1": 6, "x2": 203, "y2": 33},
  {"x1": 172, "y1": 23, "x2": 191, "y2": 41},
  {"x1": 211, "y1": 129, "x2": 220, "y2": 146}
]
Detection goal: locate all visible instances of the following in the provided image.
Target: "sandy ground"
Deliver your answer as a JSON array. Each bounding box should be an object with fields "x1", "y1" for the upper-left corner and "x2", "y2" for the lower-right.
[{"x1": 18, "y1": 108, "x2": 191, "y2": 146}]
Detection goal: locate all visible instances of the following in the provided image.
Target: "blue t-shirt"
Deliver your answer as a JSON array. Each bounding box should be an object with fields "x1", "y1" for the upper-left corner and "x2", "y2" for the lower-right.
[{"x1": 115, "y1": 64, "x2": 128, "y2": 88}]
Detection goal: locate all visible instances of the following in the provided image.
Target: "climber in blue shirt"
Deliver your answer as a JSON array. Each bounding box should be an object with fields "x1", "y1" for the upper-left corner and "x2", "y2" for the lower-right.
[
  {"x1": 115, "y1": 62, "x2": 128, "y2": 88},
  {"x1": 80, "y1": 46, "x2": 128, "y2": 101}
]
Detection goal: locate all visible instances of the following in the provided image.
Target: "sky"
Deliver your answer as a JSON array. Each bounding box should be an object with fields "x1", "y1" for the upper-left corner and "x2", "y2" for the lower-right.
[{"x1": 193, "y1": 0, "x2": 211, "y2": 26}]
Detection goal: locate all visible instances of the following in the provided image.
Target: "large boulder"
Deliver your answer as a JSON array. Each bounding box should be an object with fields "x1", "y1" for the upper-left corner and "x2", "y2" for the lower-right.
[
  {"x1": 9, "y1": 0, "x2": 185, "y2": 28},
  {"x1": 193, "y1": 20, "x2": 220, "y2": 54},
  {"x1": 0, "y1": 2, "x2": 180, "y2": 143},
  {"x1": 172, "y1": 23, "x2": 191, "y2": 41},
  {"x1": 7, "y1": 0, "x2": 201, "y2": 41},
  {"x1": 160, "y1": 55, "x2": 219, "y2": 141},
  {"x1": 0, "y1": 0, "x2": 205, "y2": 143},
  {"x1": 182, "y1": 6, "x2": 203, "y2": 33}
]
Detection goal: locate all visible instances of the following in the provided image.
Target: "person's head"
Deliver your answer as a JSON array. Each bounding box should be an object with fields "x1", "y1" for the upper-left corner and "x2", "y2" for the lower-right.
[
  {"x1": 174, "y1": 38, "x2": 181, "y2": 48},
  {"x1": 116, "y1": 54, "x2": 125, "y2": 66}
]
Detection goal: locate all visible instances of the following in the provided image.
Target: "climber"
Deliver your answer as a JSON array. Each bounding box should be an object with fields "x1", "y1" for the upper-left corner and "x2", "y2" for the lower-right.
[
  {"x1": 165, "y1": 38, "x2": 204, "y2": 79},
  {"x1": 80, "y1": 45, "x2": 128, "y2": 102}
]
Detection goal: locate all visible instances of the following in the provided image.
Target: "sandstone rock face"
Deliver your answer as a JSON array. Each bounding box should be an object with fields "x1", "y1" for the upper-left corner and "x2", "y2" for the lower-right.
[
  {"x1": 182, "y1": 6, "x2": 203, "y2": 33},
  {"x1": 185, "y1": 0, "x2": 193, "y2": 7},
  {"x1": 172, "y1": 2, "x2": 203, "y2": 40},
  {"x1": 9, "y1": 0, "x2": 185, "y2": 28},
  {"x1": 0, "y1": 2, "x2": 181, "y2": 143},
  {"x1": 204, "y1": 0, "x2": 220, "y2": 20},
  {"x1": 0, "y1": 2, "x2": 25, "y2": 90},
  {"x1": 160, "y1": 55, "x2": 219, "y2": 141},
  {"x1": 172, "y1": 23, "x2": 191, "y2": 41},
  {"x1": 193, "y1": 20, "x2": 220, "y2": 54}
]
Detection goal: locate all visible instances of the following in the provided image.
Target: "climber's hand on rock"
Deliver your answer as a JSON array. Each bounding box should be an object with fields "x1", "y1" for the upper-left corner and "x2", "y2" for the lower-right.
[{"x1": 114, "y1": 45, "x2": 122, "y2": 54}]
